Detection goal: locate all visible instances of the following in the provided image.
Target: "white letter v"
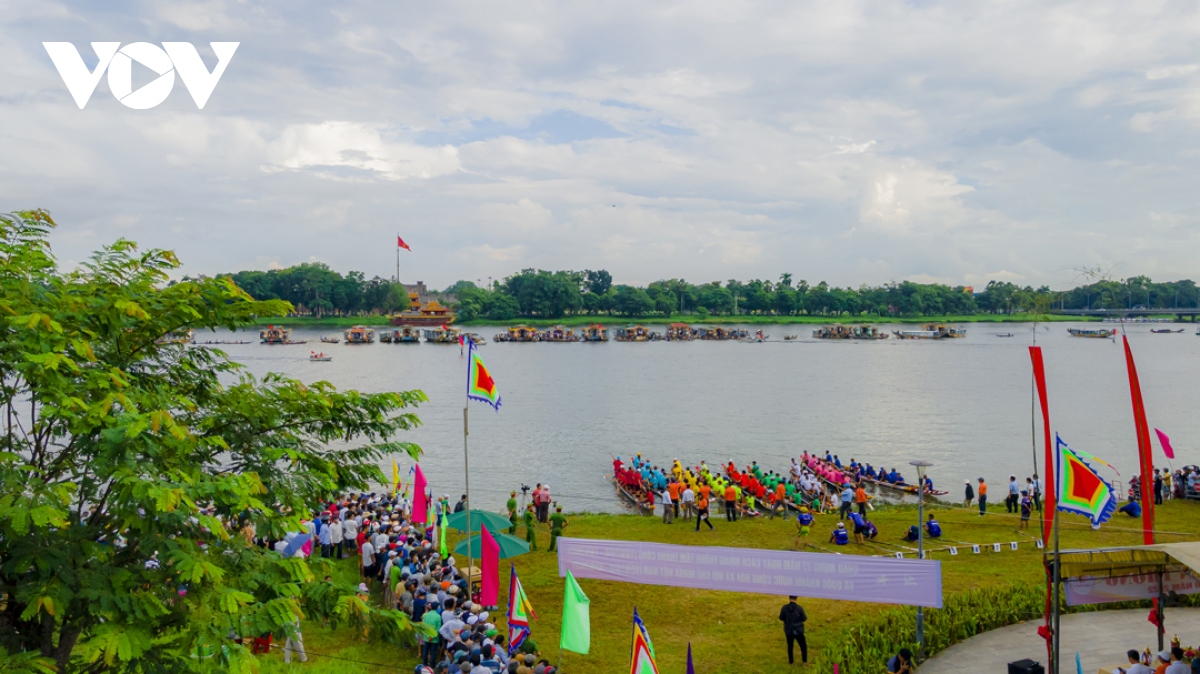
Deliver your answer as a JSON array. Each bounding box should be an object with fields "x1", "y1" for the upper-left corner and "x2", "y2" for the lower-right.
[
  {"x1": 43, "y1": 42, "x2": 120, "y2": 109},
  {"x1": 163, "y1": 42, "x2": 239, "y2": 109}
]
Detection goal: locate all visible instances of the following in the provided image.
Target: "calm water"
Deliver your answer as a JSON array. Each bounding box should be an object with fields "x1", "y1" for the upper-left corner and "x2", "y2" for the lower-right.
[{"x1": 213, "y1": 323, "x2": 1200, "y2": 513}]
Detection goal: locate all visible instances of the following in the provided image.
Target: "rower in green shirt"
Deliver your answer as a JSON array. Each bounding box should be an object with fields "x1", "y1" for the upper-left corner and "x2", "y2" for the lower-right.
[
  {"x1": 548, "y1": 506, "x2": 568, "y2": 552},
  {"x1": 523, "y1": 504, "x2": 537, "y2": 551},
  {"x1": 507, "y1": 491, "x2": 518, "y2": 534}
]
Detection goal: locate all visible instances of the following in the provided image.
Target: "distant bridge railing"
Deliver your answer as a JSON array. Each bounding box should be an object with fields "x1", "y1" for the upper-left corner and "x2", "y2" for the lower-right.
[{"x1": 1055, "y1": 308, "x2": 1200, "y2": 320}]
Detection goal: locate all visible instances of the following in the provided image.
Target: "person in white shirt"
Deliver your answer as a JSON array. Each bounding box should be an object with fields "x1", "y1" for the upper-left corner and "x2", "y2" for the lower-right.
[
  {"x1": 1119, "y1": 648, "x2": 1153, "y2": 674},
  {"x1": 328, "y1": 519, "x2": 343, "y2": 559},
  {"x1": 360, "y1": 539, "x2": 376, "y2": 588},
  {"x1": 660, "y1": 487, "x2": 674, "y2": 524},
  {"x1": 342, "y1": 516, "x2": 359, "y2": 548},
  {"x1": 1164, "y1": 647, "x2": 1189, "y2": 674},
  {"x1": 681, "y1": 486, "x2": 695, "y2": 521}
]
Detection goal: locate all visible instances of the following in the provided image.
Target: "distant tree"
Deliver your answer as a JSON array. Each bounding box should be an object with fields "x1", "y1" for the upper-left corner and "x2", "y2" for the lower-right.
[
  {"x1": 583, "y1": 269, "x2": 613, "y2": 296},
  {"x1": 611, "y1": 285, "x2": 655, "y2": 316}
]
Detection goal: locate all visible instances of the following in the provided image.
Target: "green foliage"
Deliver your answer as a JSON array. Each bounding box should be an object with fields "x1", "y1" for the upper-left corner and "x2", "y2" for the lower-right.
[
  {"x1": 813, "y1": 582, "x2": 1046, "y2": 672},
  {"x1": 0, "y1": 210, "x2": 426, "y2": 672}
]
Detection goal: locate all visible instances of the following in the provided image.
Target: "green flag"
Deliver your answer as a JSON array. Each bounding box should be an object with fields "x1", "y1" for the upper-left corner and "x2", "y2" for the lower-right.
[{"x1": 560, "y1": 569, "x2": 591, "y2": 655}]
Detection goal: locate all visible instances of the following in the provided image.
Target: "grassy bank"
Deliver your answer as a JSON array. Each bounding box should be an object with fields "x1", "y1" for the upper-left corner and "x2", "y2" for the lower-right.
[
  {"x1": 255, "y1": 313, "x2": 1090, "y2": 329},
  {"x1": 259, "y1": 500, "x2": 1199, "y2": 674}
]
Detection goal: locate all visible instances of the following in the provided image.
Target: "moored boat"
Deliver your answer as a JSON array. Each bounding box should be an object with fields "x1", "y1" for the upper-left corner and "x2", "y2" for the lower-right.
[
  {"x1": 893, "y1": 323, "x2": 965, "y2": 340},
  {"x1": 613, "y1": 325, "x2": 651, "y2": 342},
  {"x1": 423, "y1": 326, "x2": 462, "y2": 344},
  {"x1": 320, "y1": 336, "x2": 341, "y2": 344},
  {"x1": 580, "y1": 324, "x2": 608, "y2": 342},
  {"x1": 260, "y1": 325, "x2": 293, "y2": 344},
  {"x1": 1150, "y1": 328, "x2": 1184, "y2": 334},
  {"x1": 342, "y1": 325, "x2": 375, "y2": 344},
  {"x1": 1067, "y1": 327, "x2": 1116, "y2": 339},
  {"x1": 392, "y1": 326, "x2": 421, "y2": 343},
  {"x1": 541, "y1": 325, "x2": 578, "y2": 342},
  {"x1": 494, "y1": 325, "x2": 539, "y2": 342},
  {"x1": 665, "y1": 323, "x2": 698, "y2": 341},
  {"x1": 463, "y1": 332, "x2": 486, "y2": 345},
  {"x1": 812, "y1": 324, "x2": 888, "y2": 340}
]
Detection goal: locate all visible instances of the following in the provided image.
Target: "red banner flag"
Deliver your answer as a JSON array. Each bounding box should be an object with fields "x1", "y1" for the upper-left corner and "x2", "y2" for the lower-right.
[
  {"x1": 413, "y1": 465, "x2": 428, "y2": 525},
  {"x1": 1122, "y1": 336, "x2": 1155, "y2": 544},
  {"x1": 480, "y1": 524, "x2": 500, "y2": 606},
  {"x1": 397, "y1": 235, "x2": 411, "y2": 251},
  {"x1": 1029, "y1": 346, "x2": 1054, "y2": 545}
]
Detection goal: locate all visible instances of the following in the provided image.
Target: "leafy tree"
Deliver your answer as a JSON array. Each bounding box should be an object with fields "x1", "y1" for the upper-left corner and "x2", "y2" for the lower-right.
[
  {"x1": 0, "y1": 210, "x2": 426, "y2": 673},
  {"x1": 583, "y1": 269, "x2": 612, "y2": 296},
  {"x1": 611, "y1": 285, "x2": 655, "y2": 317}
]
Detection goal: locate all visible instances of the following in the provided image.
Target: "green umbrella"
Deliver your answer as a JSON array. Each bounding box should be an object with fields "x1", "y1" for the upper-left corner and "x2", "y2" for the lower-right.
[
  {"x1": 446, "y1": 509, "x2": 513, "y2": 533},
  {"x1": 453, "y1": 531, "x2": 531, "y2": 559}
]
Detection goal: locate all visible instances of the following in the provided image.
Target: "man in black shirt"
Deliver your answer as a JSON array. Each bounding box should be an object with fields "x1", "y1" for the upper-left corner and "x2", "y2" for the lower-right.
[{"x1": 778, "y1": 595, "x2": 808, "y2": 665}]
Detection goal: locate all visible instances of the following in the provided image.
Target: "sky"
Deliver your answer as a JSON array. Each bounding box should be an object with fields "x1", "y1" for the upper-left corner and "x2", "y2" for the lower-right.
[{"x1": 2, "y1": 0, "x2": 1200, "y2": 290}]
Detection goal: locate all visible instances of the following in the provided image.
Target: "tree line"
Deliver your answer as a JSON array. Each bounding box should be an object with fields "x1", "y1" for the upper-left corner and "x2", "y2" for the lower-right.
[{"x1": 220, "y1": 264, "x2": 1200, "y2": 320}]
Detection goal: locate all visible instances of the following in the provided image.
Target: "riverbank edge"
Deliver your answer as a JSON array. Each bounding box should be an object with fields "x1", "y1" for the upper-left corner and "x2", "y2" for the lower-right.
[{"x1": 252, "y1": 313, "x2": 1097, "y2": 328}]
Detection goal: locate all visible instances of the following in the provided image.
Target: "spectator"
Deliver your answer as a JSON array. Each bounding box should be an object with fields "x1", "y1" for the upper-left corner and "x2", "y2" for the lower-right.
[
  {"x1": 1120, "y1": 649, "x2": 1152, "y2": 674},
  {"x1": 887, "y1": 648, "x2": 914, "y2": 673},
  {"x1": 978, "y1": 478, "x2": 988, "y2": 516},
  {"x1": 963, "y1": 479, "x2": 974, "y2": 508},
  {"x1": 1166, "y1": 647, "x2": 1189, "y2": 674}
]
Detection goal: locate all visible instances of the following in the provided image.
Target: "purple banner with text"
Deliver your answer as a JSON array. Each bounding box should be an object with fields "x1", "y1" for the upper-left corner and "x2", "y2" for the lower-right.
[
  {"x1": 557, "y1": 537, "x2": 943, "y2": 607},
  {"x1": 1065, "y1": 571, "x2": 1200, "y2": 606}
]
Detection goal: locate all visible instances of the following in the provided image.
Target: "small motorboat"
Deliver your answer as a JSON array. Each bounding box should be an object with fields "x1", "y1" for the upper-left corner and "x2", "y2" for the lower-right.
[
  {"x1": 1151, "y1": 329, "x2": 1184, "y2": 334},
  {"x1": 309, "y1": 351, "x2": 332, "y2": 362},
  {"x1": 994, "y1": 333, "x2": 1015, "y2": 338},
  {"x1": 783, "y1": 334, "x2": 799, "y2": 340},
  {"x1": 320, "y1": 336, "x2": 341, "y2": 344}
]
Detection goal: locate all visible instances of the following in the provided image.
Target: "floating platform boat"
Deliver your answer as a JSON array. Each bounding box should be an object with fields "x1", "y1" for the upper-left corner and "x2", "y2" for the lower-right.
[
  {"x1": 580, "y1": 324, "x2": 608, "y2": 342},
  {"x1": 613, "y1": 325, "x2": 652, "y2": 342},
  {"x1": 541, "y1": 325, "x2": 579, "y2": 342},
  {"x1": 893, "y1": 323, "x2": 966, "y2": 340},
  {"x1": 1067, "y1": 327, "x2": 1116, "y2": 339},
  {"x1": 260, "y1": 325, "x2": 293, "y2": 344},
  {"x1": 812, "y1": 324, "x2": 889, "y2": 340},
  {"x1": 424, "y1": 326, "x2": 461, "y2": 344},
  {"x1": 494, "y1": 325, "x2": 540, "y2": 342},
  {"x1": 343, "y1": 325, "x2": 375, "y2": 344}
]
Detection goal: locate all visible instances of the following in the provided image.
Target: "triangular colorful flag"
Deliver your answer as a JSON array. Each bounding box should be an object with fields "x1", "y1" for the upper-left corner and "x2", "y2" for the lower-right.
[
  {"x1": 630, "y1": 608, "x2": 658, "y2": 674},
  {"x1": 1123, "y1": 336, "x2": 1156, "y2": 545},
  {"x1": 1056, "y1": 434, "x2": 1117, "y2": 527},
  {"x1": 466, "y1": 341, "x2": 501, "y2": 410},
  {"x1": 480, "y1": 525, "x2": 500, "y2": 606},
  {"x1": 397, "y1": 235, "x2": 411, "y2": 251},
  {"x1": 392, "y1": 459, "x2": 401, "y2": 495},
  {"x1": 508, "y1": 565, "x2": 537, "y2": 655},
  {"x1": 561, "y1": 570, "x2": 591, "y2": 655},
  {"x1": 413, "y1": 465, "x2": 428, "y2": 525},
  {"x1": 1155, "y1": 428, "x2": 1176, "y2": 459}
]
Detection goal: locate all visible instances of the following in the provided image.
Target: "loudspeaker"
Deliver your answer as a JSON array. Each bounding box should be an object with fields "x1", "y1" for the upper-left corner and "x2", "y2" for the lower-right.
[{"x1": 1008, "y1": 659, "x2": 1045, "y2": 674}]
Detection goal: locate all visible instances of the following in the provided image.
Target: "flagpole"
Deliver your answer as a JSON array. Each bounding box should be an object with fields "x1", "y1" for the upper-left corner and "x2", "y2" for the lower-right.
[
  {"x1": 396, "y1": 233, "x2": 400, "y2": 284},
  {"x1": 464, "y1": 400, "x2": 473, "y2": 599},
  {"x1": 1051, "y1": 447, "x2": 1061, "y2": 674}
]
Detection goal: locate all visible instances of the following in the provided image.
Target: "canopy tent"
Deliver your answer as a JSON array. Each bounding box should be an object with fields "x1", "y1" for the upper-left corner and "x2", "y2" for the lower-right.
[
  {"x1": 1046, "y1": 541, "x2": 1200, "y2": 671},
  {"x1": 1055, "y1": 542, "x2": 1200, "y2": 579}
]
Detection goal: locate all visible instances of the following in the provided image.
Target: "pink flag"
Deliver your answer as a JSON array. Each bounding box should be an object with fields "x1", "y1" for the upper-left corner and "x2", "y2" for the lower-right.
[
  {"x1": 413, "y1": 465, "x2": 428, "y2": 525},
  {"x1": 481, "y1": 524, "x2": 500, "y2": 606},
  {"x1": 1154, "y1": 429, "x2": 1176, "y2": 459}
]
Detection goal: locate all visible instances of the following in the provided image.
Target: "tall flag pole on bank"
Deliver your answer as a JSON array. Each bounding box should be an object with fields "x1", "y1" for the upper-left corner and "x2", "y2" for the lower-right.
[
  {"x1": 395, "y1": 234, "x2": 410, "y2": 284},
  {"x1": 463, "y1": 338, "x2": 502, "y2": 589}
]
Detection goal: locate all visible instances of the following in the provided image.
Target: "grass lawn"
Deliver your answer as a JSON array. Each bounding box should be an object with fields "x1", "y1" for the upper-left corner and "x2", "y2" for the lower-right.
[
  {"x1": 254, "y1": 313, "x2": 1090, "y2": 329},
  {"x1": 259, "y1": 499, "x2": 1199, "y2": 674}
]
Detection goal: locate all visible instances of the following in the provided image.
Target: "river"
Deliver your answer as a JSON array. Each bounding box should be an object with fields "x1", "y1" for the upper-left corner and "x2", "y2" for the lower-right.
[{"x1": 212, "y1": 322, "x2": 1199, "y2": 513}]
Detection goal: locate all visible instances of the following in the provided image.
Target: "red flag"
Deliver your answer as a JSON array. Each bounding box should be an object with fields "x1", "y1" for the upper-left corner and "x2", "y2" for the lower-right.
[
  {"x1": 413, "y1": 465, "x2": 428, "y2": 525},
  {"x1": 1123, "y1": 336, "x2": 1155, "y2": 545},
  {"x1": 1029, "y1": 346, "x2": 1054, "y2": 545},
  {"x1": 397, "y1": 235, "x2": 411, "y2": 251},
  {"x1": 480, "y1": 524, "x2": 500, "y2": 606}
]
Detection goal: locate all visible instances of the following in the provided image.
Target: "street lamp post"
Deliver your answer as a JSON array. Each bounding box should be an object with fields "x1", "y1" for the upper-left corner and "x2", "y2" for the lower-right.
[{"x1": 910, "y1": 460, "x2": 933, "y2": 659}]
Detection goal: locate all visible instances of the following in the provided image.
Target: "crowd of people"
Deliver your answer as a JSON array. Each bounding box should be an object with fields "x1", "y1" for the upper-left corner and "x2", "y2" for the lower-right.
[
  {"x1": 612, "y1": 453, "x2": 951, "y2": 550},
  {"x1": 258, "y1": 491, "x2": 563, "y2": 673}
]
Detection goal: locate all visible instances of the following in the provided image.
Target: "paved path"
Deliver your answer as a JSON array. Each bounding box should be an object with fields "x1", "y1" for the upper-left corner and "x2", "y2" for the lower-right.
[{"x1": 919, "y1": 607, "x2": 1200, "y2": 673}]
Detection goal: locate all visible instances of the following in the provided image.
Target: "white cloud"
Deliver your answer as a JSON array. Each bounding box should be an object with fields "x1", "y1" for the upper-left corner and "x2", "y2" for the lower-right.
[{"x1": 5, "y1": 1, "x2": 1200, "y2": 288}]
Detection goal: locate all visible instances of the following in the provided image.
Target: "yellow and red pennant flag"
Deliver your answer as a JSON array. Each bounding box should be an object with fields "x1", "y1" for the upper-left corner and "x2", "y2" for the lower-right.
[{"x1": 466, "y1": 341, "x2": 501, "y2": 410}]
